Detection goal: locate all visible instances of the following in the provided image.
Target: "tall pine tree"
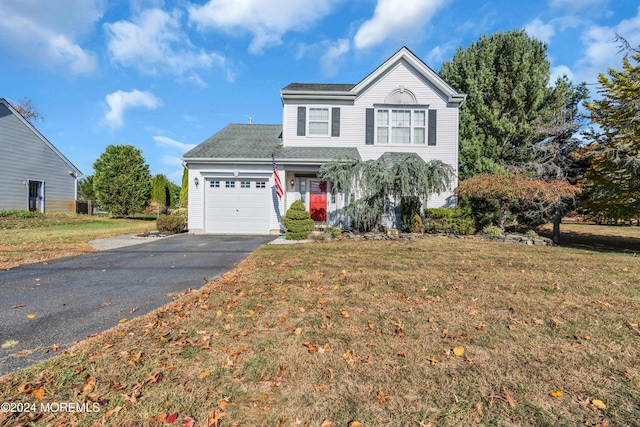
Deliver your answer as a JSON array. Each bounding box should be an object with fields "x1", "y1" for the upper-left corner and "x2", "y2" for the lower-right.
[{"x1": 582, "y1": 43, "x2": 640, "y2": 222}]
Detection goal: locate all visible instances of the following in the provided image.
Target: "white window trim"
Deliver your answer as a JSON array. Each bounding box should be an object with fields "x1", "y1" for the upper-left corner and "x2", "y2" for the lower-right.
[
  {"x1": 307, "y1": 107, "x2": 330, "y2": 137},
  {"x1": 375, "y1": 107, "x2": 427, "y2": 145}
]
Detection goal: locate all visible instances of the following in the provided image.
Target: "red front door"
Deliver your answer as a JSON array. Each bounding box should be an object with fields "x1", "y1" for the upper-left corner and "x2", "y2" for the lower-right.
[{"x1": 309, "y1": 180, "x2": 327, "y2": 221}]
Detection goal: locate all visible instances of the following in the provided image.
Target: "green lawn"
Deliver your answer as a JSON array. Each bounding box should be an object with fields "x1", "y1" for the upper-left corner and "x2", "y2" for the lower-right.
[{"x1": 0, "y1": 214, "x2": 156, "y2": 269}]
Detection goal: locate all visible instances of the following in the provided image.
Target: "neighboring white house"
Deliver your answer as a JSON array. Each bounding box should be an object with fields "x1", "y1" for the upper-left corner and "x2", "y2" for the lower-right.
[
  {"x1": 182, "y1": 47, "x2": 466, "y2": 235},
  {"x1": 0, "y1": 98, "x2": 82, "y2": 213}
]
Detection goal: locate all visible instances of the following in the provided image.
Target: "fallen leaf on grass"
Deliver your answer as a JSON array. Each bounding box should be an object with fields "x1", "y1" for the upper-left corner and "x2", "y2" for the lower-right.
[
  {"x1": 206, "y1": 409, "x2": 226, "y2": 426},
  {"x1": 321, "y1": 420, "x2": 332, "y2": 427},
  {"x1": 302, "y1": 342, "x2": 317, "y2": 353},
  {"x1": 592, "y1": 399, "x2": 606, "y2": 409},
  {"x1": 348, "y1": 421, "x2": 362, "y2": 427},
  {"x1": 550, "y1": 390, "x2": 563, "y2": 398},
  {"x1": 199, "y1": 371, "x2": 211, "y2": 379},
  {"x1": 453, "y1": 346, "x2": 465, "y2": 357},
  {"x1": 33, "y1": 389, "x2": 45, "y2": 399},
  {"x1": 167, "y1": 412, "x2": 178, "y2": 423},
  {"x1": 219, "y1": 399, "x2": 229, "y2": 409},
  {"x1": 182, "y1": 417, "x2": 195, "y2": 427},
  {"x1": 377, "y1": 390, "x2": 388, "y2": 404},
  {"x1": 341, "y1": 310, "x2": 350, "y2": 318},
  {"x1": 2, "y1": 340, "x2": 18, "y2": 349},
  {"x1": 104, "y1": 406, "x2": 122, "y2": 420}
]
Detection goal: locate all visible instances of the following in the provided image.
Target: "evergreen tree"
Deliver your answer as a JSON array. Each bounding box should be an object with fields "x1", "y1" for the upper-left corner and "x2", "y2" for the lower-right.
[
  {"x1": 179, "y1": 167, "x2": 189, "y2": 209},
  {"x1": 93, "y1": 145, "x2": 151, "y2": 217},
  {"x1": 77, "y1": 175, "x2": 95, "y2": 201},
  {"x1": 582, "y1": 43, "x2": 640, "y2": 222},
  {"x1": 440, "y1": 29, "x2": 589, "y2": 243},
  {"x1": 440, "y1": 29, "x2": 587, "y2": 179},
  {"x1": 151, "y1": 174, "x2": 171, "y2": 207}
]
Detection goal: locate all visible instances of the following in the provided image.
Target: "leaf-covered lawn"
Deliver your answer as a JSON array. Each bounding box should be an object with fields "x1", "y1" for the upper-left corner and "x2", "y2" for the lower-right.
[
  {"x1": 1, "y1": 237, "x2": 638, "y2": 426},
  {"x1": 0, "y1": 215, "x2": 155, "y2": 269}
]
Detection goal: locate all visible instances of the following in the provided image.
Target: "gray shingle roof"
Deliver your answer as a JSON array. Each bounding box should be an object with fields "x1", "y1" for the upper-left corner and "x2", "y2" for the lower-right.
[
  {"x1": 281, "y1": 83, "x2": 356, "y2": 92},
  {"x1": 182, "y1": 124, "x2": 360, "y2": 162}
]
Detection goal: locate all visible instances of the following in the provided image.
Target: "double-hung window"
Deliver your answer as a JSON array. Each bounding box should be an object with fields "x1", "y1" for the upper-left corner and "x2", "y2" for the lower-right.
[
  {"x1": 376, "y1": 108, "x2": 426, "y2": 144},
  {"x1": 308, "y1": 108, "x2": 329, "y2": 136}
]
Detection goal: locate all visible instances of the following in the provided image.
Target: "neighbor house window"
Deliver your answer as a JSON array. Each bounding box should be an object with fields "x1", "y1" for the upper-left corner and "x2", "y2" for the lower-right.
[
  {"x1": 256, "y1": 181, "x2": 266, "y2": 188},
  {"x1": 209, "y1": 180, "x2": 220, "y2": 188},
  {"x1": 240, "y1": 181, "x2": 250, "y2": 188},
  {"x1": 376, "y1": 108, "x2": 426, "y2": 144},
  {"x1": 309, "y1": 108, "x2": 329, "y2": 135},
  {"x1": 225, "y1": 181, "x2": 235, "y2": 188}
]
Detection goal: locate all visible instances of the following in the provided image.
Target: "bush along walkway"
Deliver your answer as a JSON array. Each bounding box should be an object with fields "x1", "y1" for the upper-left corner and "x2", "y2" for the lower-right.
[{"x1": 341, "y1": 231, "x2": 554, "y2": 246}]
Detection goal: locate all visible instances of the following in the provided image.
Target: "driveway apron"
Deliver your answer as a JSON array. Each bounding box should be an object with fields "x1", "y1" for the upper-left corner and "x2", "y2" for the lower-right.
[{"x1": 0, "y1": 234, "x2": 274, "y2": 375}]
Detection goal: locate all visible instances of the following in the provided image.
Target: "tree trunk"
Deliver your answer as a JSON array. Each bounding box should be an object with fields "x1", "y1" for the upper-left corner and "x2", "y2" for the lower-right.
[
  {"x1": 552, "y1": 207, "x2": 561, "y2": 245},
  {"x1": 499, "y1": 200, "x2": 509, "y2": 233}
]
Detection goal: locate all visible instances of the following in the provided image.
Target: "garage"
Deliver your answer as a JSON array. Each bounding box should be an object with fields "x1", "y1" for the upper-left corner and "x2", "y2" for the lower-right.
[{"x1": 204, "y1": 178, "x2": 270, "y2": 234}]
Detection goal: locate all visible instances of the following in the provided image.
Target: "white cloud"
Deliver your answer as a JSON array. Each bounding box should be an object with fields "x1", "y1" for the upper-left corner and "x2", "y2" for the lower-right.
[
  {"x1": 188, "y1": 0, "x2": 336, "y2": 54},
  {"x1": 104, "y1": 90, "x2": 162, "y2": 127},
  {"x1": 0, "y1": 0, "x2": 103, "y2": 74},
  {"x1": 105, "y1": 8, "x2": 232, "y2": 83},
  {"x1": 575, "y1": 6, "x2": 640, "y2": 83},
  {"x1": 525, "y1": 18, "x2": 556, "y2": 44},
  {"x1": 353, "y1": 0, "x2": 449, "y2": 50},
  {"x1": 153, "y1": 136, "x2": 196, "y2": 152},
  {"x1": 321, "y1": 39, "x2": 351, "y2": 77},
  {"x1": 161, "y1": 155, "x2": 184, "y2": 166}
]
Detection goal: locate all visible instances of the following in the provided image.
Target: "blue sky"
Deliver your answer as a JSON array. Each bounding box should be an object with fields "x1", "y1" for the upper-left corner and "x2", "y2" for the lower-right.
[{"x1": 1, "y1": 0, "x2": 639, "y2": 184}]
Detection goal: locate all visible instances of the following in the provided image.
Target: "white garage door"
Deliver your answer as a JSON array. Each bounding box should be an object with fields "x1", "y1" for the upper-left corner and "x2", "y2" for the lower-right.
[{"x1": 204, "y1": 179, "x2": 270, "y2": 234}]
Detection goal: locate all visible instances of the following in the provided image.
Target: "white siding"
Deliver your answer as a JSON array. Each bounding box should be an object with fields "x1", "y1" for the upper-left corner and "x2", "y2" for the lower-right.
[{"x1": 282, "y1": 59, "x2": 461, "y2": 209}]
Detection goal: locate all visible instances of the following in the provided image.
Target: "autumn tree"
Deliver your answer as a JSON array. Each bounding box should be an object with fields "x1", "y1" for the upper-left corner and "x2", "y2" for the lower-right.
[
  {"x1": 9, "y1": 97, "x2": 45, "y2": 125},
  {"x1": 455, "y1": 173, "x2": 580, "y2": 237},
  {"x1": 582, "y1": 40, "x2": 640, "y2": 222},
  {"x1": 320, "y1": 154, "x2": 453, "y2": 231},
  {"x1": 93, "y1": 145, "x2": 152, "y2": 217}
]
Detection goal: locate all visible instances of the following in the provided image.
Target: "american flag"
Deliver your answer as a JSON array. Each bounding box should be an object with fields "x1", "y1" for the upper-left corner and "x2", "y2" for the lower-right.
[{"x1": 272, "y1": 153, "x2": 283, "y2": 199}]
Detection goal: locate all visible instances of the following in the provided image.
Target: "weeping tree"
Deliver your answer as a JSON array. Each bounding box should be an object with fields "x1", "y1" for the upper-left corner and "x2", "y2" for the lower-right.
[{"x1": 319, "y1": 154, "x2": 453, "y2": 231}]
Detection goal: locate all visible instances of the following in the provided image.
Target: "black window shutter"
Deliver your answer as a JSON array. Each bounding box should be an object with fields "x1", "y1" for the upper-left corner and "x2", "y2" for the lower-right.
[
  {"x1": 297, "y1": 107, "x2": 306, "y2": 136},
  {"x1": 331, "y1": 107, "x2": 340, "y2": 137},
  {"x1": 427, "y1": 109, "x2": 437, "y2": 146},
  {"x1": 365, "y1": 108, "x2": 374, "y2": 145}
]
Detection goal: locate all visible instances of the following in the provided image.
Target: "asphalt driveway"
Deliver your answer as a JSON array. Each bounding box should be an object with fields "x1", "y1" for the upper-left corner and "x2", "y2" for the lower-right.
[{"x1": 0, "y1": 234, "x2": 274, "y2": 375}]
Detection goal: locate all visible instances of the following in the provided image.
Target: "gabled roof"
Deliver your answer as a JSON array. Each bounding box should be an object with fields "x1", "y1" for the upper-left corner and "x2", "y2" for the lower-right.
[
  {"x1": 280, "y1": 46, "x2": 466, "y2": 105},
  {"x1": 352, "y1": 46, "x2": 466, "y2": 104},
  {"x1": 182, "y1": 124, "x2": 360, "y2": 164},
  {"x1": 0, "y1": 98, "x2": 82, "y2": 176}
]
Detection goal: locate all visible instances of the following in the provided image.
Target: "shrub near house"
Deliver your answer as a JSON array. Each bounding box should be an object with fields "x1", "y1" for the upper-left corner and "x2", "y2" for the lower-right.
[{"x1": 283, "y1": 200, "x2": 315, "y2": 240}]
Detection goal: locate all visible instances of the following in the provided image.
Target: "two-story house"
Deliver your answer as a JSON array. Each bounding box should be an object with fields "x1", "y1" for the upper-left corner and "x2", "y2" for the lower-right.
[{"x1": 182, "y1": 47, "x2": 466, "y2": 235}]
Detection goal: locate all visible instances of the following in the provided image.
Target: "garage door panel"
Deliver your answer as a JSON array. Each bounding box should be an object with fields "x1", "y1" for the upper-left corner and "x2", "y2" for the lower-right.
[{"x1": 204, "y1": 179, "x2": 270, "y2": 234}]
